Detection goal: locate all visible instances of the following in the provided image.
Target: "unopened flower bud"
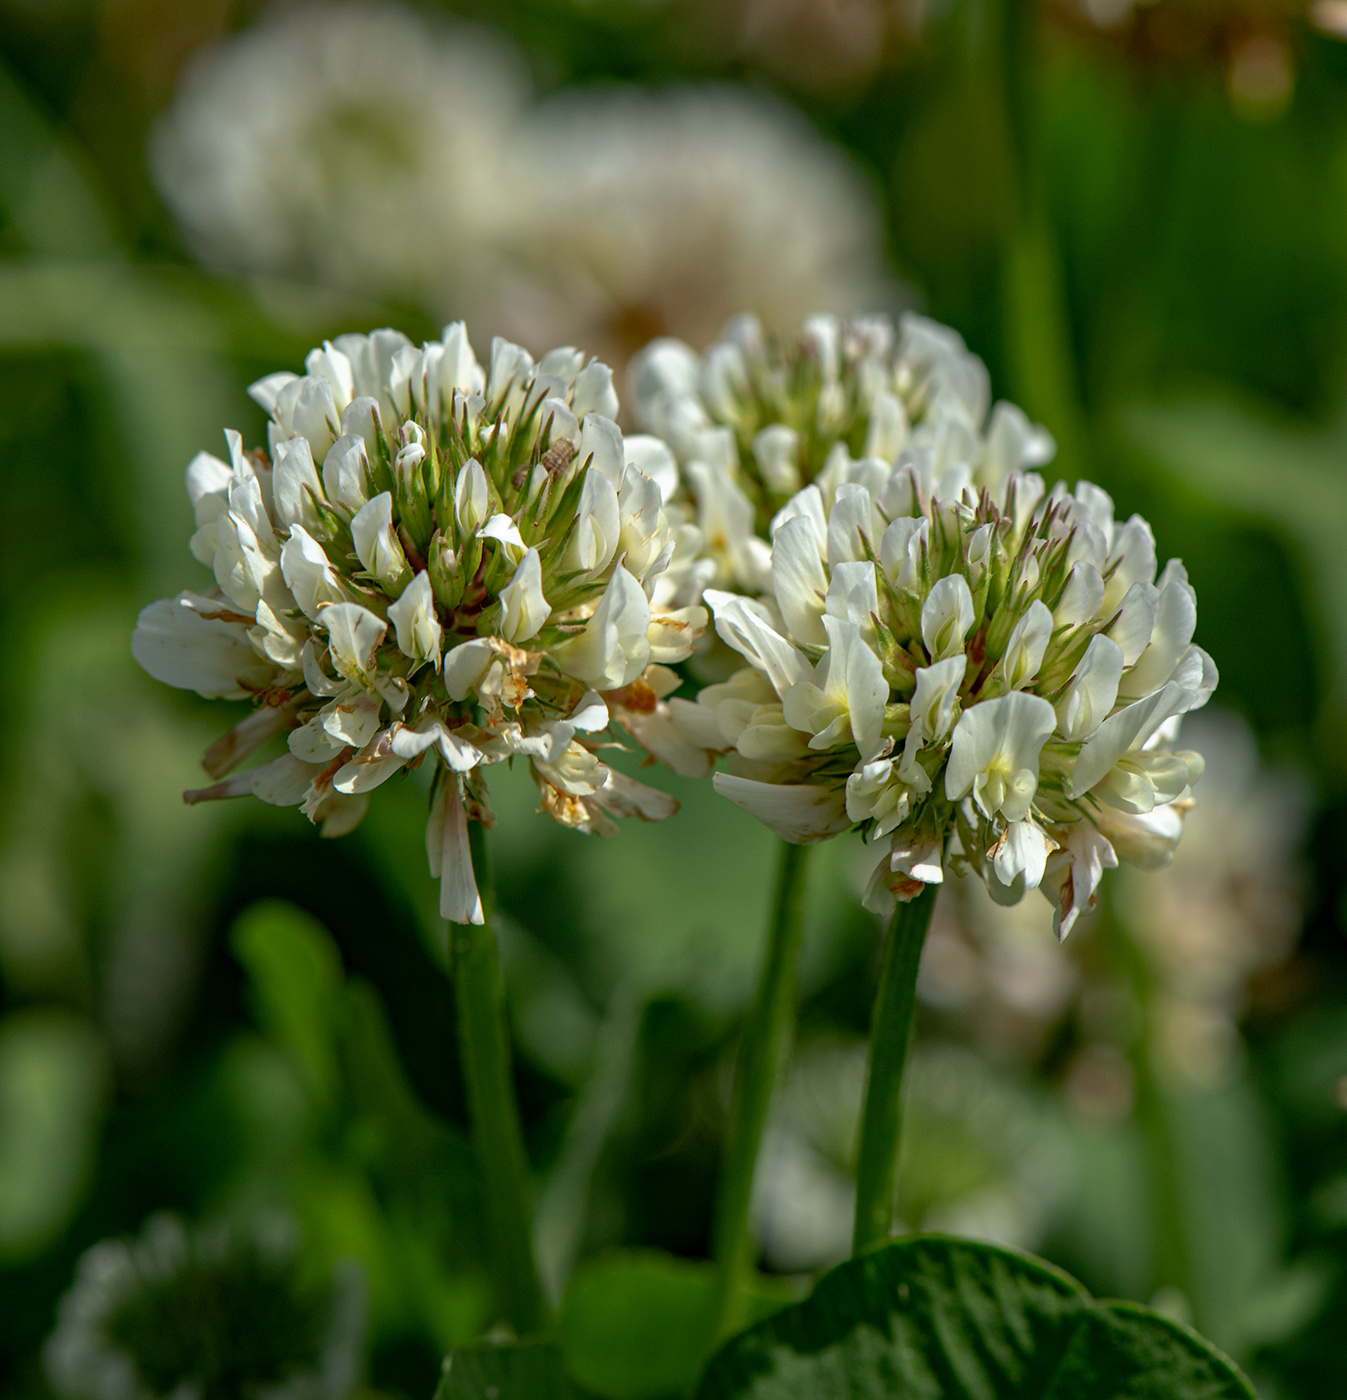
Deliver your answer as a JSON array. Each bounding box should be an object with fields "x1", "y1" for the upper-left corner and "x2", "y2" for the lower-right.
[
  {"x1": 394, "y1": 442, "x2": 434, "y2": 553},
  {"x1": 428, "y1": 530, "x2": 464, "y2": 612}
]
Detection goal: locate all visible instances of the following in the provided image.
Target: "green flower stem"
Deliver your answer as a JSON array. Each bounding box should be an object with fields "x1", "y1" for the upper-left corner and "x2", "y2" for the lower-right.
[
  {"x1": 454, "y1": 822, "x2": 548, "y2": 1334},
  {"x1": 710, "y1": 840, "x2": 812, "y2": 1342},
  {"x1": 852, "y1": 884, "x2": 939, "y2": 1255},
  {"x1": 1100, "y1": 899, "x2": 1195, "y2": 1308}
]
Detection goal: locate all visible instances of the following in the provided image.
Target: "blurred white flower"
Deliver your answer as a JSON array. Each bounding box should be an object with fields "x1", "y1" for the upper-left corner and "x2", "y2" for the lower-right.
[
  {"x1": 133, "y1": 325, "x2": 703, "y2": 925},
  {"x1": 1118, "y1": 710, "x2": 1308, "y2": 1085},
  {"x1": 713, "y1": 0, "x2": 931, "y2": 95},
  {"x1": 45, "y1": 1212, "x2": 364, "y2": 1400},
  {"x1": 151, "y1": 0, "x2": 527, "y2": 310},
  {"x1": 482, "y1": 86, "x2": 901, "y2": 370},
  {"x1": 750, "y1": 1039, "x2": 1068, "y2": 1271}
]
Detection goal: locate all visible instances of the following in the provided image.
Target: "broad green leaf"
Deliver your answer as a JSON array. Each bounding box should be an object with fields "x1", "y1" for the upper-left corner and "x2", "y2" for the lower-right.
[
  {"x1": 558, "y1": 1250, "x2": 797, "y2": 1399},
  {"x1": 698, "y1": 1236, "x2": 1254, "y2": 1400},
  {"x1": 0, "y1": 1009, "x2": 107, "y2": 1260},
  {"x1": 436, "y1": 1339, "x2": 579, "y2": 1400},
  {"x1": 230, "y1": 899, "x2": 344, "y2": 1110},
  {"x1": 559, "y1": 1250, "x2": 717, "y2": 1399}
]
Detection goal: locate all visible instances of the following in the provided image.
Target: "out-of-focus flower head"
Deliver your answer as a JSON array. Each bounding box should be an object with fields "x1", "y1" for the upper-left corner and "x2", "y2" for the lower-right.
[
  {"x1": 643, "y1": 314, "x2": 1218, "y2": 933},
  {"x1": 918, "y1": 709, "x2": 1305, "y2": 1099},
  {"x1": 484, "y1": 87, "x2": 901, "y2": 371},
  {"x1": 703, "y1": 0, "x2": 932, "y2": 96},
  {"x1": 1118, "y1": 709, "x2": 1307, "y2": 1083},
  {"x1": 151, "y1": 0, "x2": 527, "y2": 309},
  {"x1": 1047, "y1": 0, "x2": 1343, "y2": 119},
  {"x1": 45, "y1": 1212, "x2": 364, "y2": 1400},
  {"x1": 132, "y1": 325, "x2": 705, "y2": 924}
]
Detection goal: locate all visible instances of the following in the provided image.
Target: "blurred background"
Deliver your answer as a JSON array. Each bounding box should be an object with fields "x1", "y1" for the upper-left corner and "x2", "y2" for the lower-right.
[{"x1": 2, "y1": 0, "x2": 1347, "y2": 1395}]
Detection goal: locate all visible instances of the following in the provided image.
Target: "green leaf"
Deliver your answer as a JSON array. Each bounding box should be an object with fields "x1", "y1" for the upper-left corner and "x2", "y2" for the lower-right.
[
  {"x1": 230, "y1": 899, "x2": 344, "y2": 1111},
  {"x1": 436, "y1": 1339, "x2": 579, "y2": 1400},
  {"x1": 0, "y1": 1009, "x2": 107, "y2": 1260},
  {"x1": 558, "y1": 1250, "x2": 796, "y2": 1399},
  {"x1": 559, "y1": 1250, "x2": 717, "y2": 1399},
  {"x1": 698, "y1": 1236, "x2": 1254, "y2": 1400}
]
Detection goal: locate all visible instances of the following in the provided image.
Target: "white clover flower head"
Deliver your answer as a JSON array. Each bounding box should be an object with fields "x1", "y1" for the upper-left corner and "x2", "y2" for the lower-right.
[
  {"x1": 482, "y1": 85, "x2": 899, "y2": 372},
  {"x1": 630, "y1": 309, "x2": 1056, "y2": 597},
  {"x1": 151, "y1": 0, "x2": 527, "y2": 310},
  {"x1": 661, "y1": 407, "x2": 1217, "y2": 935},
  {"x1": 133, "y1": 325, "x2": 705, "y2": 924},
  {"x1": 44, "y1": 1212, "x2": 364, "y2": 1400}
]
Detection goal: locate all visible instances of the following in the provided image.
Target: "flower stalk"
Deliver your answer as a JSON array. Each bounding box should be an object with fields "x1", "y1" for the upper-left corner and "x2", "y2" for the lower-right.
[
  {"x1": 710, "y1": 840, "x2": 812, "y2": 1342},
  {"x1": 852, "y1": 883, "x2": 939, "y2": 1255},
  {"x1": 453, "y1": 823, "x2": 547, "y2": 1333}
]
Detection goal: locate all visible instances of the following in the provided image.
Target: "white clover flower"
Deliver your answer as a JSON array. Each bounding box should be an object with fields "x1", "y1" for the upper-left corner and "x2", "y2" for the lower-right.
[
  {"x1": 151, "y1": 0, "x2": 526, "y2": 311},
  {"x1": 481, "y1": 85, "x2": 900, "y2": 371},
  {"x1": 649, "y1": 345, "x2": 1216, "y2": 931},
  {"x1": 630, "y1": 310, "x2": 1055, "y2": 599},
  {"x1": 133, "y1": 325, "x2": 704, "y2": 924},
  {"x1": 44, "y1": 1212, "x2": 364, "y2": 1400}
]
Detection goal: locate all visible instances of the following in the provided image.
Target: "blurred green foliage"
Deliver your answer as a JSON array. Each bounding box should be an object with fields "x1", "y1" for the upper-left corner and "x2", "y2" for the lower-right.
[{"x1": 2, "y1": 1, "x2": 1347, "y2": 1397}]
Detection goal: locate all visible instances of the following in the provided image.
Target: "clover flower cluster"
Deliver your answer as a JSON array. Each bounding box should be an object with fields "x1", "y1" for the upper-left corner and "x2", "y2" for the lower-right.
[
  {"x1": 153, "y1": 4, "x2": 900, "y2": 357},
  {"x1": 629, "y1": 311, "x2": 1055, "y2": 596},
  {"x1": 151, "y1": 1, "x2": 527, "y2": 310},
  {"x1": 132, "y1": 326, "x2": 705, "y2": 924},
  {"x1": 646, "y1": 314, "x2": 1217, "y2": 936},
  {"x1": 45, "y1": 1213, "x2": 363, "y2": 1400}
]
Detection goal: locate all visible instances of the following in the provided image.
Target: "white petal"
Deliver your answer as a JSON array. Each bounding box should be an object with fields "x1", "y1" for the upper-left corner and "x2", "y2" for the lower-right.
[
  {"x1": 705, "y1": 591, "x2": 813, "y2": 697},
  {"x1": 921, "y1": 574, "x2": 975, "y2": 662},
  {"x1": 623, "y1": 435, "x2": 679, "y2": 503},
  {"x1": 387, "y1": 571, "x2": 442, "y2": 667},
  {"x1": 351, "y1": 492, "x2": 409, "y2": 592},
  {"x1": 552, "y1": 565, "x2": 650, "y2": 689},
  {"x1": 592, "y1": 770, "x2": 678, "y2": 822},
  {"x1": 250, "y1": 754, "x2": 324, "y2": 806},
  {"x1": 454, "y1": 460, "x2": 491, "y2": 536},
  {"x1": 990, "y1": 818, "x2": 1053, "y2": 891},
  {"x1": 281, "y1": 525, "x2": 350, "y2": 620},
  {"x1": 712, "y1": 774, "x2": 850, "y2": 843},
  {"x1": 131, "y1": 592, "x2": 274, "y2": 699},
  {"x1": 1056, "y1": 634, "x2": 1124, "y2": 741},
  {"x1": 564, "y1": 471, "x2": 620, "y2": 578},
  {"x1": 479, "y1": 514, "x2": 527, "y2": 551},
  {"x1": 271, "y1": 436, "x2": 325, "y2": 533},
  {"x1": 443, "y1": 638, "x2": 496, "y2": 702},
  {"x1": 1101, "y1": 515, "x2": 1157, "y2": 614},
  {"x1": 321, "y1": 434, "x2": 370, "y2": 515},
  {"x1": 999, "y1": 600, "x2": 1053, "y2": 690},
  {"x1": 1119, "y1": 565, "x2": 1197, "y2": 699},
  {"x1": 1042, "y1": 822, "x2": 1117, "y2": 940},
  {"x1": 427, "y1": 781, "x2": 482, "y2": 925},
  {"x1": 1069, "y1": 680, "x2": 1198, "y2": 798},
  {"x1": 826, "y1": 483, "x2": 877, "y2": 567},
  {"x1": 322, "y1": 603, "x2": 387, "y2": 687},
  {"x1": 498, "y1": 548, "x2": 549, "y2": 643},
  {"x1": 1106, "y1": 581, "x2": 1158, "y2": 667},
  {"x1": 945, "y1": 691, "x2": 1057, "y2": 820},
  {"x1": 880, "y1": 516, "x2": 926, "y2": 589},
  {"x1": 1054, "y1": 561, "x2": 1104, "y2": 629},
  {"x1": 578, "y1": 413, "x2": 625, "y2": 486},
  {"x1": 825, "y1": 561, "x2": 879, "y2": 632},
  {"x1": 771, "y1": 516, "x2": 828, "y2": 647},
  {"x1": 826, "y1": 614, "x2": 887, "y2": 761}
]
